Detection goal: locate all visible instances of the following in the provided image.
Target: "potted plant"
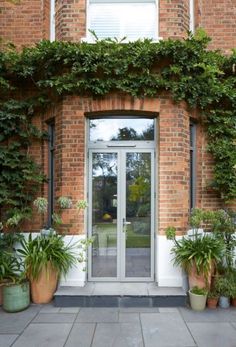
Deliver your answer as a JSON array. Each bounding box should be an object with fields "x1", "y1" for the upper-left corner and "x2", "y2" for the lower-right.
[
  {"x1": 165, "y1": 209, "x2": 225, "y2": 289},
  {"x1": 214, "y1": 276, "x2": 233, "y2": 308},
  {"x1": 189, "y1": 286, "x2": 208, "y2": 311},
  {"x1": 19, "y1": 231, "x2": 79, "y2": 304},
  {"x1": 0, "y1": 227, "x2": 24, "y2": 305},
  {"x1": 18, "y1": 197, "x2": 91, "y2": 304},
  {"x1": 1, "y1": 251, "x2": 30, "y2": 313},
  {"x1": 231, "y1": 286, "x2": 236, "y2": 307},
  {"x1": 207, "y1": 290, "x2": 219, "y2": 309}
]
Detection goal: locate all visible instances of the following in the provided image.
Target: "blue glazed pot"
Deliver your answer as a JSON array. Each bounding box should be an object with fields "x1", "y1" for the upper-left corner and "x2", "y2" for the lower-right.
[{"x1": 219, "y1": 296, "x2": 230, "y2": 309}]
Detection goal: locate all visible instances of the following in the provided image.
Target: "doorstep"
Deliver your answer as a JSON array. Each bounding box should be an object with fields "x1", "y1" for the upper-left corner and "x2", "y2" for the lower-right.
[{"x1": 54, "y1": 282, "x2": 187, "y2": 307}]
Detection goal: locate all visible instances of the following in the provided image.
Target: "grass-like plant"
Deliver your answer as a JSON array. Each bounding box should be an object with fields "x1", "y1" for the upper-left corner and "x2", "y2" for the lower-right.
[{"x1": 18, "y1": 232, "x2": 78, "y2": 280}]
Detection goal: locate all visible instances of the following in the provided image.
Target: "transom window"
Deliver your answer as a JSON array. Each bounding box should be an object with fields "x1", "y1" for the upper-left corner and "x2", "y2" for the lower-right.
[
  {"x1": 87, "y1": 0, "x2": 158, "y2": 42},
  {"x1": 89, "y1": 117, "x2": 155, "y2": 142}
]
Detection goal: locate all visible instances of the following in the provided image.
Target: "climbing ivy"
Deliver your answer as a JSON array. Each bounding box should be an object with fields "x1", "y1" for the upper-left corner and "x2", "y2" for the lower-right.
[{"x1": 0, "y1": 30, "x2": 236, "y2": 225}]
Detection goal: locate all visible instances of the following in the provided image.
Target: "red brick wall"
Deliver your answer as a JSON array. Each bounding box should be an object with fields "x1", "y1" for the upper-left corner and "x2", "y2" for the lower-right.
[
  {"x1": 44, "y1": 94, "x2": 192, "y2": 235},
  {"x1": 158, "y1": 97, "x2": 190, "y2": 234},
  {"x1": 195, "y1": 0, "x2": 236, "y2": 53},
  {"x1": 55, "y1": 0, "x2": 86, "y2": 41},
  {"x1": 159, "y1": 0, "x2": 190, "y2": 39},
  {"x1": 0, "y1": 0, "x2": 50, "y2": 47}
]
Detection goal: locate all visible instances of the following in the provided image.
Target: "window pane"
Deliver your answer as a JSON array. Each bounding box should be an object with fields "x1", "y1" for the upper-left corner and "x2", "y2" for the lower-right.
[
  {"x1": 89, "y1": 118, "x2": 154, "y2": 141},
  {"x1": 88, "y1": 3, "x2": 157, "y2": 41}
]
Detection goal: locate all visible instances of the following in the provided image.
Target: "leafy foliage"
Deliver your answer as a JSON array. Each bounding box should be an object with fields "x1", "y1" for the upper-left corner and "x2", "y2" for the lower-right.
[
  {"x1": 18, "y1": 232, "x2": 78, "y2": 280},
  {"x1": 0, "y1": 29, "x2": 236, "y2": 223}
]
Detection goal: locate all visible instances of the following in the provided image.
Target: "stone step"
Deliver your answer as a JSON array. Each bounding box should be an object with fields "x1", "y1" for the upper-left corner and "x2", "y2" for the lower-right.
[{"x1": 54, "y1": 283, "x2": 187, "y2": 307}]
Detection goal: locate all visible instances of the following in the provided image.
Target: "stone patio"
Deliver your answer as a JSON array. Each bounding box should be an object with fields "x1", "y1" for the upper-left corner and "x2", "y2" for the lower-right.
[{"x1": 1, "y1": 304, "x2": 236, "y2": 347}]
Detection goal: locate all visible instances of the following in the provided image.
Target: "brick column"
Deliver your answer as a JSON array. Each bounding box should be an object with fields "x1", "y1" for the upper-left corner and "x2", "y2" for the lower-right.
[
  {"x1": 55, "y1": 0, "x2": 86, "y2": 41},
  {"x1": 159, "y1": 0, "x2": 190, "y2": 39},
  {"x1": 158, "y1": 96, "x2": 190, "y2": 234}
]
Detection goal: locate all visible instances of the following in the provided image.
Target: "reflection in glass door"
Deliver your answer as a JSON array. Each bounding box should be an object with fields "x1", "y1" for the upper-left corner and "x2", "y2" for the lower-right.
[
  {"x1": 91, "y1": 152, "x2": 118, "y2": 278},
  {"x1": 125, "y1": 152, "x2": 152, "y2": 278},
  {"x1": 89, "y1": 149, "x2": 154, "y2": 281}
]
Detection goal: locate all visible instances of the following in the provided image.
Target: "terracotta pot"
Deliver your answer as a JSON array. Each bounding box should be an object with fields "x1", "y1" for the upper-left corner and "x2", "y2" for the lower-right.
[
  {"x1": 188, "y1": 262, "x2": 212, "y2": 289},
  {"x1": 30, "y1": 263, "x2": 58, "y2": 304},
  {"x1": 207, "y1": 297, "x2": 218, "y2": 309},
  {"x1": 231, "y1": 298, "x2": 236, "y2": 307}
]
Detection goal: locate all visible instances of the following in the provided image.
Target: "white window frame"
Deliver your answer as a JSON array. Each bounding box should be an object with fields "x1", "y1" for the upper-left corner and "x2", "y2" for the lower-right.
[
  {"x1": 189, "y1": 0, "x2": 195, "y2": 33},
  {"x1": 84, "y1": 0, "x2": 160, "y2": 43}
]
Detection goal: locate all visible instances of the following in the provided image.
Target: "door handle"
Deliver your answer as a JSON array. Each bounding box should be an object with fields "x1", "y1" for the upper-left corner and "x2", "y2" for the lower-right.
[{"x1": 122, "y1": 218, "x2": 131, "y2": 232}]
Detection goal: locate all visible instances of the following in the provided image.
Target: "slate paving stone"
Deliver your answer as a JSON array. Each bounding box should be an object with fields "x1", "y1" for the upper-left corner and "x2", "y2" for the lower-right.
[
  {"x1": 0, "y1": 334, "x2": 18, "y2": 347},
  {"x1": 64, "y1": 323, "x2": 96, "y2": 347},
  {"x1": 59, "y1": 307, "x2": 80, "y2": 313},
  {"x1": 159, "y1": 308, "x2": 179, "y2": 313},
  {"x1": 92, "y1": 323, "x2": 143, "y2": 347},
  {"x1": 119, "y1": 307, "x2": 159, "y2": 313},
  {"x1": 187, "y1": 322, "x2": 236, "y2": 347},
  {"x1": 179, "y1": 307, "x2": 235, "y2": 322},
  {"x1": 32, "y1": 313, "x2": 76, "y2": 323},
  {"x1": 119, "y1": 313, "x2": 140, "y2": 322},
  {"x1": 39, "y1": 304, "x2": 60, "y2": 313},
  {"x1": 11, "y1": 323, "x2": 71, "y2": 347},
  {"x1": 140, "y1": 312, "x2": 196, "y2": 347},
  {"x1": 0, "y1": 306, "x2": 40, "y2": 334},
  {"x1": 76, "y1": 308, "x2": 119, "y2": 323}
]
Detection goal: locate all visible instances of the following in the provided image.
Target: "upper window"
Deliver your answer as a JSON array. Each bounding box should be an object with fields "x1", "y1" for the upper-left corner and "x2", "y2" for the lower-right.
[
  {"x1": 89, "y1": 117, "x2": 155, "y2": 141},
  {"x1": 87, "y1": 0, "x2": 157, "y2": 42}
]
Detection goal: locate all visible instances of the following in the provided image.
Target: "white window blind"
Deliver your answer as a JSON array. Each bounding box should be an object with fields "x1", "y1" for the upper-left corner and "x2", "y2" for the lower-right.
[{"x1": 87, "y1": 0, "x2": 157, "y2": 41}]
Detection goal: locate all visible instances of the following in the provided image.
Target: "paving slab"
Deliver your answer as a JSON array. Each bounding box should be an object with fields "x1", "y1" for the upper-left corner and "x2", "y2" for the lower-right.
[
  {"x1": 0, "y1": 306, "x2": 40, "y2": 334},
  {"x1": 59, "y1": 307, "x2": 80, "y2": 313},
  {"x1": 187, "y1": 322, "x2": 236, "y2": 347},
  {"x1": 119, "y1": 313, "x2": 140, "y2": 322},
  {"x1": 140, "y1": 312, "x2": 196, "y2": 347},
  {"x1": 179, "y1": 307, "x2": 235, "y2": 322},
  {"x1": 39, "y1": 304, "x2": 60, "y2": 313},
  {"x1": 119, "y1": 307, "x2": 159, "y2": 313},
  {"x1": 64, "y1": 323, "x2": 96, "y2": 347},
  {"x1": 159, "y1": 308, "x2": 179, "y2": 313},
  {"x1": 11, "y1": 323, "x2": 71, "y2": 347},
  {"x1": 76, "y1": 308, "x2": 118, "y2": 323},
  {"x1": 32, "y1": 313, "x2": 76, "y2": 323},
  {"x1": 92, "y1": 323, "x2": 143, "y2": 347},
  {"x1": 0, "y1": 334, "x2": 18, "y2": 347}
]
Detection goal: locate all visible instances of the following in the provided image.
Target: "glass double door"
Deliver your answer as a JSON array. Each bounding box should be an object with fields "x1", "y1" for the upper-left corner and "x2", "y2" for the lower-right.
[{"x1": 88, "y1": 149, "x2": 154, "y2": 281}]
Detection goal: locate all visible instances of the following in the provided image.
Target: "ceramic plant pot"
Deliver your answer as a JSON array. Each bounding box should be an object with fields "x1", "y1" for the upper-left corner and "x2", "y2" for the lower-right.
[
  {"x1": 219, "y1": 296, "x2": 230, "y2": 309},
  {"x1": 30, "y1": 263, "x2": 58, "y2": 304},
  {"x1": 189, "y1": 290, "x2": 207, "y2": 311},
  {"x1": 3, "y1": 281, "x2": 30, "y2": 313}
]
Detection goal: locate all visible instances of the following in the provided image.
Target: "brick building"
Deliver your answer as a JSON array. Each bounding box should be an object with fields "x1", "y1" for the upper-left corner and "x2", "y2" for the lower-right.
[{"x1": 0, "y1": 0, "x2": 235, "y2": 286}]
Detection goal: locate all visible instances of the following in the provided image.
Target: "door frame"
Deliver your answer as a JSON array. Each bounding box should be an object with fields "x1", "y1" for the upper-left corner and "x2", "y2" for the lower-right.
[{"x1": 87, "y1": 147, "x2": 155, "y2": 282}]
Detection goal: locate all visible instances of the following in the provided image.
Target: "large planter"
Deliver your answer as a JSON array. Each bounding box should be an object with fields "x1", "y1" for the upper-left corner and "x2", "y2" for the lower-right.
[
  {"x1": 188, "y1": 263, "x2": 212, "y2": 289},
  {"x1": 189, "y1": 290, "x2": 207, "y2": 311},
  {"x1": 219, "y1": 296, "x2": 230, "y2": 309},
  {"x1": 30, "y1": 263, "x2": 58, "y2": 304},
  {"x1": 3, "y1": 281, "x2": 30, "y2": 313}
]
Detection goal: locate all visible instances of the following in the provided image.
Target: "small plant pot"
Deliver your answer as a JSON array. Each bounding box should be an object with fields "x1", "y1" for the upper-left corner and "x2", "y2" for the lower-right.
[
  {"x1": 207, "y1": 297, "x2": 218, "y2": 309},
  {"x1": 3, "y1": 281, "x2": 30, "y2": 313},
  {"x1": 219, "y1": 296, "x2": 230, "y2": 309},
  {"x1": 189, "y1": 290, "x2": 207, "y2": 311}
]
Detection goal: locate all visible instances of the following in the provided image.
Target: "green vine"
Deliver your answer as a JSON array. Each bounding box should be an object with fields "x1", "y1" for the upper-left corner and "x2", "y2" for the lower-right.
[{"x1": 0, "y1": 30, "x2": 236, "y2": 225}]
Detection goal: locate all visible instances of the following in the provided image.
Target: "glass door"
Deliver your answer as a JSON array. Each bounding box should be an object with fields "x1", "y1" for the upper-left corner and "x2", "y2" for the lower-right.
[
  {"x1": 122, "y1": 151, "x2": 153, "y2": 280},
  {"x1": 88, "y1": 149, "x2": 154, "y2": 281}
]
